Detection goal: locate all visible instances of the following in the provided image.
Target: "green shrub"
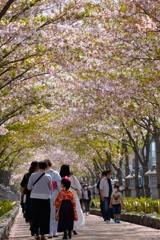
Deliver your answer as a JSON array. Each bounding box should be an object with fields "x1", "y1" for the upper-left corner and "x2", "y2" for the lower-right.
[
  {"x1": 91, "y1": 197, "x2": 160, "y2": 215},
  {"x1": 124, "y1": 197, "x2": 160, "y2": 214},
  {"x1": 90, "y1": 198, "x2": 100, "y2": 208},
  {"x1": 0, "y1": 201, "x2": 16, "y2": 216},
  {"x1": 92, "y1": 198, "x2": 100, "y2": 203}
]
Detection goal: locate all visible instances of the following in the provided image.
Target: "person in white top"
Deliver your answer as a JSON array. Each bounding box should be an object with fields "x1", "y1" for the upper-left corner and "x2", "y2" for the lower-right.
[
  {"x1": 45, "y1": 159, "x2": 61, "y2": 238},
  {"x1": 96, "y1": 171, "x2": 107, "y2": 220},
  {"x1": 100, "y1": 169, "x2": 113, "y2": 223},
  {"x1": 59, "y1": 164, "x2": 85, "y2": 235},
  {"x1": 27, "y1": 161, "x2": 52, "y2": 240}
]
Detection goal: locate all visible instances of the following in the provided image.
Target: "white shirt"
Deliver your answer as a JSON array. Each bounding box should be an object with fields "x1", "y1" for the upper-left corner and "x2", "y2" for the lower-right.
[
  {"x1": 27, "y1": 172, "x2": 52, "y2": 199},
  {"x1": 100, "y1": 177, "x2": 110, "y2": 197},
  {"x1": 83, "y1": 190, "x2": 89, "y2": 199}
]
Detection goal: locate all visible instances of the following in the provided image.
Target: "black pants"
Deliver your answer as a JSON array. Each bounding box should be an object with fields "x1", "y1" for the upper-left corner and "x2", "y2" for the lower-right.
[{"x1": 30, "y1": 198, "x2": 50, "y2": 236}]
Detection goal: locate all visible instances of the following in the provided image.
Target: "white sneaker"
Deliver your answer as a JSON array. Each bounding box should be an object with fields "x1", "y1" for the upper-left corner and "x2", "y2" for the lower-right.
[
  {"x1": 106, "y1": 220, "x2": 109, "y2": 224},
  {"x1": 53, "y1": 231, "x2": 58, "y2": 237},
  {"x1": 48, "y1": 231, "x2": 53, "y2": 237}
]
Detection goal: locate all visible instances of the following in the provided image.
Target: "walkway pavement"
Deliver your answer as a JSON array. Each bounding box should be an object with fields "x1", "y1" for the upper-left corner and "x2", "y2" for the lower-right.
[{"x1": 8, "y1": 209, "x2": 160, "y2": 240}]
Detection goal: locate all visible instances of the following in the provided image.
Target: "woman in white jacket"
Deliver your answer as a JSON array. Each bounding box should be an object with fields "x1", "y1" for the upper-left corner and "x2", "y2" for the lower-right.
[
  {"x1": 59, "y1": 164, "x2": 85, "y2": 235},
  {"x1": 45, "y1": 159, "x2": 61, "y2": 238}
]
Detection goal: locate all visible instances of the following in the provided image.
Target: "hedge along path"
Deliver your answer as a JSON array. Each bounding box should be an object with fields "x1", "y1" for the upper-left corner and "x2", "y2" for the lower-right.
[{"x1": 8, "y1": 208, "x2": 160, "y2": 240}]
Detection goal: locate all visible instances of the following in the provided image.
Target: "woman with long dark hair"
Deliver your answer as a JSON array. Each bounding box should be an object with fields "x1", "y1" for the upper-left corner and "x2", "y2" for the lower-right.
[
  {"x1": 59, "y1": 164, "x2": 85, "y2": 235},
  {"x1": 20, "y1": 161, "x2": 39, "y2": 224}
]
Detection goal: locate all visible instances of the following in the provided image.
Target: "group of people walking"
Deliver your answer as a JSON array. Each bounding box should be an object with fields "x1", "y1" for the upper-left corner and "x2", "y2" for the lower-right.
[
  {"x1": 20, "y1": 160, "x2": 85, "y2": 240},
  {"x1": 97, "y1": 169, "x2": 124, "y2": 224},
  {"x1": 20, "y1": 161, "x2": 124, "y2": 240}
]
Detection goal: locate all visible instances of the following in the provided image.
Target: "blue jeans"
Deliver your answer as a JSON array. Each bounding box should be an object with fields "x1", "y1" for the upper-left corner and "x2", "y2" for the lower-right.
[
  {"x1": 100, "y1": 198, "x2": 105, "y2": 220},
  {"x1": 102, "y1": 197, "x2": 110, "y2": 221},
  {"x1": 84, "y1": 199, "x2": 90, "y2": 212}
]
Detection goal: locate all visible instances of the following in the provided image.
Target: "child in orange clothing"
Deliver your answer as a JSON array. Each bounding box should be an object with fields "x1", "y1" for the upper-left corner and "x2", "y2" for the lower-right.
[{"x1": 54, "y1": 176, "x2": 78, "y2": 239}]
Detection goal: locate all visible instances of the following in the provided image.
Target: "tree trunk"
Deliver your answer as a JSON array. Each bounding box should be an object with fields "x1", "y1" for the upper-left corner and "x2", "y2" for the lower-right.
[
  {"x1": 142, "y1": 134, "x2": 150, "y2": 198},
  {"x1": 106, "y1": 162, "x2": 111, "y2": 170},
  {"x1": 123, "y1": 141, "x2": 131, "y2": 197},
  {"x1": 118, "y1": 159, "x2": 123, "y2": 187},
  {"x1": 135, "y1": 152, "x2": 140, "y2": 198},
  {"x1": 141, "y1": 162, "x2": 150, "y2": 197}
]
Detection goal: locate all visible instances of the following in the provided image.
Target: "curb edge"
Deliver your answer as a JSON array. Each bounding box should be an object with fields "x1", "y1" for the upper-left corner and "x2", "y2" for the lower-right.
[{"x1": 0, "y1": 205, "x2": 20, "y2": 240}]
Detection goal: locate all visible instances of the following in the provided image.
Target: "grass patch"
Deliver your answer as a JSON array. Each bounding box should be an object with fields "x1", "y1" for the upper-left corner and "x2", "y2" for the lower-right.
[
  {"x1": 0, "y1": 209, "x2": 13, "y2": 223},
  {"x1": 0, "y1": 201, "x2": 18, "y2": 223}
]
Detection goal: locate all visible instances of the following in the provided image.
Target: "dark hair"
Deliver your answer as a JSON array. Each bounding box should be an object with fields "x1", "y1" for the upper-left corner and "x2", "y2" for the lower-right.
[
  {"x1": 102, "y1": 171, "x2": 107, "y2": 176},
  {"x1": 61, "y1": 177, "x2": 71, "y2": 190},
  {"x1": 45, "y1": 159, "x2": 52, "y2": 167},
  {"x1": 114, "y1": 184, "x2": 119, "y2": 189},
  {"x1": 39, "y1": 161, "x2": 48, "y2": 169},
  {"x1": 28, "y1": 161, "x2": 39, "y2": 177},
  {"x1": 60, "y1": 164, "x2": 71, "y2": 178},
  {"x1": 106, "y1": 169, "x2": 112, "y2": 175}
]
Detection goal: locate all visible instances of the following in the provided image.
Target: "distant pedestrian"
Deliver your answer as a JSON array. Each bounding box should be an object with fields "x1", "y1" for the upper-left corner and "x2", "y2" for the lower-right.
[
  {"x1": 109, "y1": 185, "x2": 124, "y2": 223},
  {"x1": 54, "y1": 176, "x2": 78, "y2": 239},
  {"x1": 96, "y1": 171, "x2": 107, "y2": 220},
  {"x1": 27, "y1": 161, "x2": 52, "y2": 240},
  {"x1": 82, "y1": 184, "x2": 91, "y2": 215},
  {"x1": 100, "y1": 169, "x2": 113, "y2": 223},
  {"x1": 60, "y1": 164, "x2": 85, "y2": 235},
  {"x1": 79, "y1": 182, "x2": 85, "y2": 212},
  {"x1": 45, "y1": 159, "x2": 61, "y2": 238}
]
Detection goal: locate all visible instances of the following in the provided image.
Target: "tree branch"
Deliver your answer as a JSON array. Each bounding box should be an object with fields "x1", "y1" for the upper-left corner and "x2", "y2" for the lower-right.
[{"x1": 0, "y1": 0, "x2": 14, "y2": 20}]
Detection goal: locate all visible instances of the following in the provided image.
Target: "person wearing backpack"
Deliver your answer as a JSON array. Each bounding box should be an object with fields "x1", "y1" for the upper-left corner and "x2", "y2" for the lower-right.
[{"x1": 96, "y1": 171, "x2": 107, "y2": 220}]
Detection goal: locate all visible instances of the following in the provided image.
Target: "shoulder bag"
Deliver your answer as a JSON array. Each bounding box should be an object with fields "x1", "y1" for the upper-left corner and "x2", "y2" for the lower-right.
[{"x1": 33, "y1": 173, "x2": 45, "y2": 186}]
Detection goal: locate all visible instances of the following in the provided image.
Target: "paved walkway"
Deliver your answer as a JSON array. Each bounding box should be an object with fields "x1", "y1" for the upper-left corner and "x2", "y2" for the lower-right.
[{"x1": 8, "y1": 209, "x2": 160, "y2": 240}]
